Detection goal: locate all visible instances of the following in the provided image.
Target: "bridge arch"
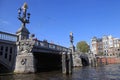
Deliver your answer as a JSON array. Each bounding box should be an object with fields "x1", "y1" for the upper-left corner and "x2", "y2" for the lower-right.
[
  {"x1": 80, "y1": 54, "x2": 89, "y2": 66},
  {"x1": 33, "y1": 52, "x2": 62, "y2": 72}
]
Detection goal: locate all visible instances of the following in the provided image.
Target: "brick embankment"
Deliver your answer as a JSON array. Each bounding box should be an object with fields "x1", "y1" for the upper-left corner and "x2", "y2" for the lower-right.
[{"x1": 97, "y1": 57, "x2": 120, "y2": 64}]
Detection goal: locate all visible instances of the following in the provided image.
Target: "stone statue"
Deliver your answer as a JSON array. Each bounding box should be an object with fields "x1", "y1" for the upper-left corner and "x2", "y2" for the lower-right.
[{"x1": 17, "y1": 39, "x2": 35, "y2": 55}]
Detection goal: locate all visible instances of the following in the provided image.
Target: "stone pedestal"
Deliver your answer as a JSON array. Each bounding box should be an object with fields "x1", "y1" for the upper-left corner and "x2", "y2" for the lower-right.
[
  {"x1": 69, "y1": 45, "x2": 75, "y2": 53},
  {"x1": 14, "y1": 53, "x2": 35, "y2": 73}
]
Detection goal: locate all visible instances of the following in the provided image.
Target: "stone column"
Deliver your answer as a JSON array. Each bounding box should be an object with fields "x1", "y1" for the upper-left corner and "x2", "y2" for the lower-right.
[
  {"x1": 67, "y1": 52, "x2": 72, "y2": 74},
  {"x1": 62, "y1": 51, "x2": 72, "y2": 74},
  {"x1": 62, "y1": 52, "x2": 67, "y2": 74},
  {"x1": 69, "y1": 45, "x2": 75, "y2": 67}
]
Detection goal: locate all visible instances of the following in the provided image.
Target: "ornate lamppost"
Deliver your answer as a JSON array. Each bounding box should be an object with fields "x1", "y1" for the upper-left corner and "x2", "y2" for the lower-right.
[
  {"x1": 69, "y1": 32, "x2": 75, "y2": 53},
  {"x1": 70, "y1": 32, "x2": 73, "y2": 46},
  {"x1": 16, "y1": 2, "x2": 30, "y2": 41},
  {"x1": 18, "y1": 2, "x2": 30, "y2": 28}
]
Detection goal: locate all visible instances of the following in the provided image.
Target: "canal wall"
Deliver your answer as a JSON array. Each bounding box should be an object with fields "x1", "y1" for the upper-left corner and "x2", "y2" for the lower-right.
[{"x1": 97, "y1": 57, "x2": 120, "y2": 64}]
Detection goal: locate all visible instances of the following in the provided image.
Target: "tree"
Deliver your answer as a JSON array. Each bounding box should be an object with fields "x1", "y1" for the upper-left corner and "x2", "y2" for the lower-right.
[
  {"x1": 98, "y1": 52, "x2": 104, "y2": 56},
  {"x1": 76, "y1": 41, "x2": 90, "y2": 53}
]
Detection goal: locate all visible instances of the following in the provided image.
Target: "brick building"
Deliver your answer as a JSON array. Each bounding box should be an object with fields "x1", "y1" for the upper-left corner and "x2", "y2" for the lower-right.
[{"x1": 91, "y1": 35, "x2": 120, "y2": 57}]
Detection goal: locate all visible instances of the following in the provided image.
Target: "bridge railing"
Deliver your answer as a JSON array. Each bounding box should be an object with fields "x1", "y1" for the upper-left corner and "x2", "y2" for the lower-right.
[
  {"x1": 34, "y1": 40, "x2": 71, "y2": 52},
  {"x1": 0, "y1": 31, "x2": 17, "y2": 42}
]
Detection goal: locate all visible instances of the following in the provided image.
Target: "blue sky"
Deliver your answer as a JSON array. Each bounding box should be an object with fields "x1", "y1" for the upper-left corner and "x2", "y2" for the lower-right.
[{"x1": 1, "y1": 0, "x2": 120, "y2": 47}]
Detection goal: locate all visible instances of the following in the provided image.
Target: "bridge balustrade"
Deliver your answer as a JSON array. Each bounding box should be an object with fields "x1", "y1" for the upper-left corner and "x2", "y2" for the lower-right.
[
  {"x1": 0, "y1": 31, "x2": 17, "y2": 42},
  {"x1": 34, "y1": 40, "x2": 71, "y2": 52}
]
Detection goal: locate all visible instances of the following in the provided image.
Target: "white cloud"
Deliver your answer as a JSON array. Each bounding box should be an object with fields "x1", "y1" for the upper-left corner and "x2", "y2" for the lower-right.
[
  {"x1": 0, "y1": 19, "x2": 9, "y2": 25},
  {"x1": 0, "y1": 19, "x2": 10, "y2": 31}
]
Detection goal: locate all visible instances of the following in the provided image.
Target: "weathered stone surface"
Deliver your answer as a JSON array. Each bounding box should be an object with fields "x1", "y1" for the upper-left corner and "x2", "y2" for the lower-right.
[
  {"x1": 17, "y1": 39, "x2": 35, "y2": 54},
  {"x1": 72, "y1": 52, "x2": 82, "y2": 67},
  {"x1": 14, "y1": 53, "x2": 35, "y2": 73},
  {"x1": 14, "y1": 37, "x2": 36, "y2": 73}
]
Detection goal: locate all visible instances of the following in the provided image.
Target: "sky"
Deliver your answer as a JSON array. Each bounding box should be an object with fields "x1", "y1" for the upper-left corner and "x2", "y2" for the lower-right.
[{"x1": 1, "y1": 0, "x2": 120, "y2": 48}]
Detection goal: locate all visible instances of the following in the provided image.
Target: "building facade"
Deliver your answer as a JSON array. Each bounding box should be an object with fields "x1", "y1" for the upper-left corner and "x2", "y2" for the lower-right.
[{"x1": 91, "y1": 35, "x2": 120, "y2": 57}]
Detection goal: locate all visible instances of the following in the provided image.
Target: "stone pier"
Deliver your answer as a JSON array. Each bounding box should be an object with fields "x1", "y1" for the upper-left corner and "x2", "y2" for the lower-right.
[
  {"x1": 14, "y1": 53, "x2": 35, "y2": 73},
  {"x1": 62, "y1": 52, "x2": 72, "y2": 74}
]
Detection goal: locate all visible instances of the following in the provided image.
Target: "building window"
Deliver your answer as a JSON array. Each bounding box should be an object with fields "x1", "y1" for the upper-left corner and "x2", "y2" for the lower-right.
[
  {"x1": 0, "y1": 46, "x2": 3, "y2": 55},
  {"x1": 113, "y1": 53, "x2": 115, "y2": 56},
  {"x1": 110, "y1": 54, "x2": 112, "y2": 56}
]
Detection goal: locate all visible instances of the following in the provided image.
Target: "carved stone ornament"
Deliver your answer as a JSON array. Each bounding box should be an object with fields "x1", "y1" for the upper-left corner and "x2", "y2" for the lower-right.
[
  {"x1": 17, "y1": 39, "x2": 35, "y2": 54},
  {"x1": 21, "y1": 58, "x2": 27, "y2": 65}
]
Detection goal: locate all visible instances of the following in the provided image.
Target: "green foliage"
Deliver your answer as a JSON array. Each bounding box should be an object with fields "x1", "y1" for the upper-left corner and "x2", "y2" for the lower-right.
[
  {"x1": 98, "y1": 52, "x2": 104, "y2": 56},
  {"x1": 76, "y1": 41, "x2": 90, "y2": 53}
]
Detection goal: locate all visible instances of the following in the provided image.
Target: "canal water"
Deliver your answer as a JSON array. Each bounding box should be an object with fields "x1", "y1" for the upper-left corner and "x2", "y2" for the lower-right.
[{"x1": 0, "y1": 64, "x2": 120, "y2": 80}]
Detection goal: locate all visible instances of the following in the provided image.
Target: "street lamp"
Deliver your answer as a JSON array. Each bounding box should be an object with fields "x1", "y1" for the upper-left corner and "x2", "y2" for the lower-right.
[
  {"x1": 18, "y1": 2, "x2": 30, "y2": 27},
  {"x1": 70, "y1": 32, "x2": 73, "y2": 46}
]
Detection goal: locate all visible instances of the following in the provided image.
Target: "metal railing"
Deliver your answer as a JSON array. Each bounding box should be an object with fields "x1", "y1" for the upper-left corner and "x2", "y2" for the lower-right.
[
  {"x1": 0, "y1": 31, "x2": 71, "y2": 52},
  {"x1": 0, "y1": 31, "x2": 17, "y2": 42},
  {"x1": 34, "y1": 40, "x2": 71, "y2": 52}
]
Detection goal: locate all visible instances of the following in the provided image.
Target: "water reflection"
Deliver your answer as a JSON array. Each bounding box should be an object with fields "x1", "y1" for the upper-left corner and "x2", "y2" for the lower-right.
[{"x1": 0, "y1": 64, "x2": 120, "y2": 80}]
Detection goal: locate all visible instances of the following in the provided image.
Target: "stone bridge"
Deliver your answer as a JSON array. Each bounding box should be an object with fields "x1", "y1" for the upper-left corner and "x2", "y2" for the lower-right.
[
  {"x1": 14, "y1": 37, "x2": 72, "y2": 73},
  {"x1": 72, "y1": 51, "x2": 97, "y2": 67},
  {"x1": 0, "y1": 31, "x2": 72, "y2": 74},
  {"x1": 0, "y1": 3, "x2": 73, "y2": 74}
]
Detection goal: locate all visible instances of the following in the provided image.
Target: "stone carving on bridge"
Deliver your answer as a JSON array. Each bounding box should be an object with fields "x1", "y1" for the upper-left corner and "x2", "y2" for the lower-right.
[
  {"x1": 21, "y1": 58, "x2": 27, "y2": 65},
  {"x1": 17, "y1": 38, "x2": 35, "y2": 55}
]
